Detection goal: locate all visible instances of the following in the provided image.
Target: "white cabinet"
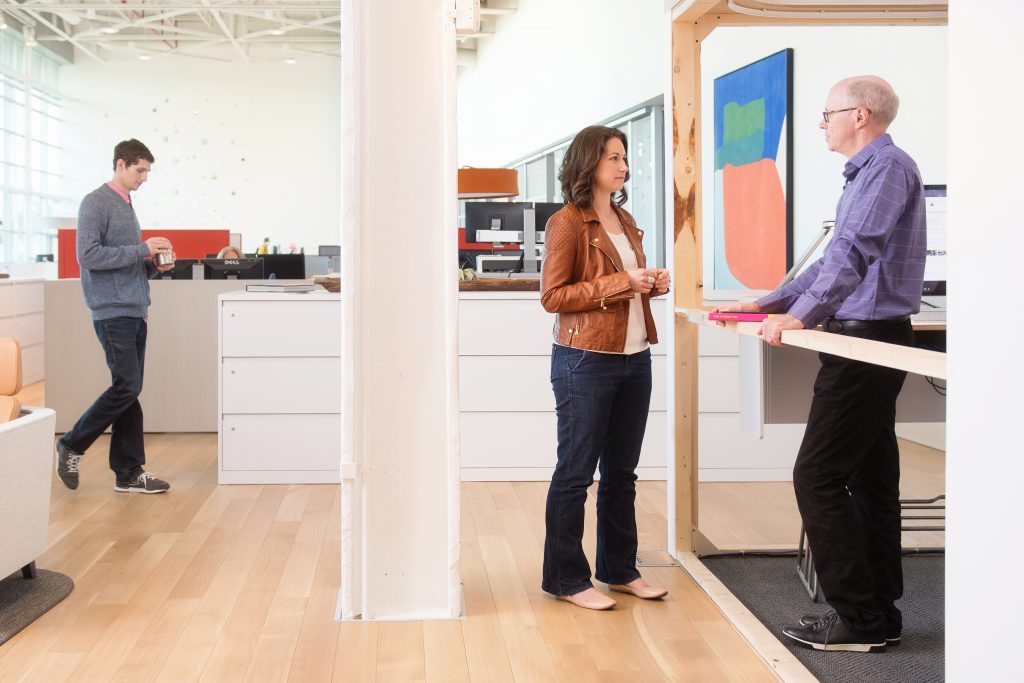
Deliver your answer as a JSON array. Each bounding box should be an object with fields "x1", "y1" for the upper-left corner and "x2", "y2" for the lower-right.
[
  {"x1": 458, "y1": 292, "x2": 670, "y2": 481},
  {"x1": 0, "y1": 279, "x2": 45, "y2": 385},
  {"x1": 218, "y1": 291, "x2": 341, "y2": 484}
]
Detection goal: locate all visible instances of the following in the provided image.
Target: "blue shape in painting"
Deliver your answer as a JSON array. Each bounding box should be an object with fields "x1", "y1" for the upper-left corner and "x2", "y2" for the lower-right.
[{"x1": 713, "y1": 50, "x2": 789, "y2": 171}]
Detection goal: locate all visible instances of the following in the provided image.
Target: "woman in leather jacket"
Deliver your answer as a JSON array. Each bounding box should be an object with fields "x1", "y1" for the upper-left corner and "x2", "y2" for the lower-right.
[{"x1": 539, "y1": 125, "x2": 671, "y2": 610}]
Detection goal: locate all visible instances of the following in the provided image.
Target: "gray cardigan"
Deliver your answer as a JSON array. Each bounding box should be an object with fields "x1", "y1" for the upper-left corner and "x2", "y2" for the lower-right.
[{"x1": 76, "y1": 184, "x2": 156, "y2": 320}]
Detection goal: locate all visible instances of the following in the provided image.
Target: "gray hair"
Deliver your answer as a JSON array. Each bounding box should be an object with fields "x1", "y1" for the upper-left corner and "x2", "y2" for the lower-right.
[{"x1": 846, "y1": 77, "x2": 900, "y2": 127}]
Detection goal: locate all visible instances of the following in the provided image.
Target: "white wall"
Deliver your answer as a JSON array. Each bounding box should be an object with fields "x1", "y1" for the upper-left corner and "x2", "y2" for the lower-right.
[
  {"x1": 58, "y1": 56, "x2": 340, "y2": 253},
  {"x1": 947, "y1": 2, "x2": 1023, "y2": 679},
  {"x1": 457, "y1": 0, "x2": 668, "y2": 166},
  {"x1": 700, "y1": 26, "x2": 948, "y2": 290}
]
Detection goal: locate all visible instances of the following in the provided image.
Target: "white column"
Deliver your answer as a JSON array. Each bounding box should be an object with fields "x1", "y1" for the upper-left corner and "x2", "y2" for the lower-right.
[
  {"x1": 339, "y1": 0, "x2": 461, "y2": 620},
  {"x1": 947, "y1": 1, "x2": 1022, "y2": 678}
]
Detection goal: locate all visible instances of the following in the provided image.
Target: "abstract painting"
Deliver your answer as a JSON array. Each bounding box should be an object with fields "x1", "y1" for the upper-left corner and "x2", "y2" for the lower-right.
[{"x1": 713, "y1": 48, "x2": 793, "y2": 290}]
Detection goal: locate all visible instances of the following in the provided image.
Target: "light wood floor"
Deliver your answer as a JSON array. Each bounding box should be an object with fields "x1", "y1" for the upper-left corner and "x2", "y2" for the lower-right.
[
  {"x1": 4, "y1": 385, "x2": 778, "y2": 682},
  {"x1": 3, "y1": 382, "x2": 944, "y2": 682}
]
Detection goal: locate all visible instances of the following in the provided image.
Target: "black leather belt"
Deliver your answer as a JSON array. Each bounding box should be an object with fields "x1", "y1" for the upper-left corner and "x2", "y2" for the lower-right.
[{"x1": 822, "y1": 316, "x2": 910, "y2": 333}]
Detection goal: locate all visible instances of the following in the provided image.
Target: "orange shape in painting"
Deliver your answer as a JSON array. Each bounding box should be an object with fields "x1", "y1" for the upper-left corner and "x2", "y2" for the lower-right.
[{"x1": 722, "y1": 158, "x2": 787, "y2": 289}]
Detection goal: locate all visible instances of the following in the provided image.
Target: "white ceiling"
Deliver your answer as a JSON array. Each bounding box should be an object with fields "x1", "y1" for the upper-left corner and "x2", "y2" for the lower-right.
[
  {"x1": 1, "y1": 0, "x2": 518, "y2": 64},
  {"x1": 2, "y1": 0, "x2": 342, "y2": 63}
]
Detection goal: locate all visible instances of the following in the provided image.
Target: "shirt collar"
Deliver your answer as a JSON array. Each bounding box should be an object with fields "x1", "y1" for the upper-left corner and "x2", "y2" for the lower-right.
[
  {"x1": 106, "y1": 181, "x2": 132, "y2": 205},
  {"x1": 843, "y1": 133, "x2": 893, "y2": 182}
]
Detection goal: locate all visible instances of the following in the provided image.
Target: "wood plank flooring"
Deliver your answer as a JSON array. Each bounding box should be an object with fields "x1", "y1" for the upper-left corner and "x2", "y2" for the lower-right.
[{"x1": 3, "y1": 382, "x2": 944, "y2": 681}]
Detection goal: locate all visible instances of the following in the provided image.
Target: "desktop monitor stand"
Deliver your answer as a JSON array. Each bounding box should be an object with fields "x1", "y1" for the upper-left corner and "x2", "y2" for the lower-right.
[{"x1": 507, "y1": 207, "x2": 541, "y2": 279}]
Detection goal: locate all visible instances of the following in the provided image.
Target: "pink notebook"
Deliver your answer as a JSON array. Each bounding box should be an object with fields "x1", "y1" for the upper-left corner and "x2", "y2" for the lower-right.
[{"x1": 707, "y1": 311, "x2": 771, "y2": 322}]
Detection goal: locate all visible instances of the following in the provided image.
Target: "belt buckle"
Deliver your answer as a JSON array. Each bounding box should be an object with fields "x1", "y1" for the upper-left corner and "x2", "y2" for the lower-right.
[{"x1": 825, "y1": 318, "x2": 844, "y2": 333}]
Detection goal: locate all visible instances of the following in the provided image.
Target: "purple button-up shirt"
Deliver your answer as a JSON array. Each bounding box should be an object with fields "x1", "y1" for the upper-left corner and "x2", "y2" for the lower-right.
[{"x1": 756, "y1": 134, "x2": 927, "y2": 328}]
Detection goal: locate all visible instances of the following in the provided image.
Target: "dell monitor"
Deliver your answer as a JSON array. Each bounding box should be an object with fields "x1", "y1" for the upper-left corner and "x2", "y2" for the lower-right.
[
  {"x1": 534, "y1": 202, "x2": 564, "y2": 234},
  {"x1": 152, "y1": 258, "x2": 198, "y2": 280},
  {"x1": 260, "y1": 254, "x2": 305, "y2": 279},
  {"x1": 203, "y1": 258, "x2": 264, "y2": 280},
  {"x1": 465, "y1": 201, "x2": 530, "y2": 243}
]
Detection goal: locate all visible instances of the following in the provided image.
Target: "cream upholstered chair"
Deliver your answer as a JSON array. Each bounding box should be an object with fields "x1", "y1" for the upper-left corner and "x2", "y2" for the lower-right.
[{"x1": 0, "y1": 337, "x2": 56, "y2": 580}]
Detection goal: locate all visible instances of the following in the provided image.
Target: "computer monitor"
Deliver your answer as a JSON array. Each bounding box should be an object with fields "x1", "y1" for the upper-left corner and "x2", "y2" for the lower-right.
[
  {"x1": 922, "y1": 185, "x2": 946, "y2": 296},
  {"x1": 304, "y1": 255, "x2": 331, "y2": 276},
  {"x1": 465, "y1": 201, "x2": 531, "y2": 243},
  {"x1": 534, "y1": 202, "x2": 564, "y2": 234},
  {"x1": 153, "y1": 258, "x2": 198, "y2": 280},
  {"x1": 260, "y1": 254, "x2": 305, "y2": 279},
  {"x1": 203, "y1": 258, "x2": 264, "y2": 280},
  {"x1": 318, "y1": 245, "x2": 341, "y2": 257}
]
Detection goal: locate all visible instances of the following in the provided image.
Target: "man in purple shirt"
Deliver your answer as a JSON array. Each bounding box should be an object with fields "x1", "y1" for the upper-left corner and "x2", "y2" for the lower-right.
[{"x1": 714, "y1": 75, "x2": 926, "y2": 653}]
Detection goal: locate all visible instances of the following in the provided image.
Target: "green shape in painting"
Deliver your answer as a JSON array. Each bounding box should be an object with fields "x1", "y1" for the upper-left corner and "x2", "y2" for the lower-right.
[{"x1": 715, "y1": 99, "x2": 766, "y2": 170}]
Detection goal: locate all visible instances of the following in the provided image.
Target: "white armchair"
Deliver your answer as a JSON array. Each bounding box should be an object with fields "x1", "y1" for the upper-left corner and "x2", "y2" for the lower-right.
[{"x1": 0, "y1": 406, "x2": 56, "y2": 580}]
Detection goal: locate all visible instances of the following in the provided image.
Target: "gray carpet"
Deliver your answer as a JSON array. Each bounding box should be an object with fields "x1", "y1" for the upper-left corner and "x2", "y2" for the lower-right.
[
  {"x1": 702, "y1": 555, "x2": 943, "y2": 683},
  {"x1": 0, "y1": 568, "x2": 75, "y2": 646}
]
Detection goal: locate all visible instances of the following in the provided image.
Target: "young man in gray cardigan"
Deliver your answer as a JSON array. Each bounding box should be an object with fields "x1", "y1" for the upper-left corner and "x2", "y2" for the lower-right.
[{"x1": 55, "y1": 139, "x2": 175, "y2": 493}]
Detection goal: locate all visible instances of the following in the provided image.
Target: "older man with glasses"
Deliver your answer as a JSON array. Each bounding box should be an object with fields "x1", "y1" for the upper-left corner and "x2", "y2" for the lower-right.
[{"x1": 712, "y1": 75, "x2": 927, "y2": 653}]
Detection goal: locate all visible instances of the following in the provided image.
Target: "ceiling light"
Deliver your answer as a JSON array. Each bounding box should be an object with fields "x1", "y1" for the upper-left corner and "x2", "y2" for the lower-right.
[
  {"x1": 270, "y1": 28, "x2": 285, "y2": 36},
  {"x1": 0, "y1": 15, "x2": 8, "y2": 31},
  {"x1": 139, "y1": 54, "x2": 151, "y2": 61},
  {"x1": 103, "y1": 26, "x2": 119, "y2": 34},
  {"x1": 285, "y1": 58, "x2": 297, "y2": 65}
]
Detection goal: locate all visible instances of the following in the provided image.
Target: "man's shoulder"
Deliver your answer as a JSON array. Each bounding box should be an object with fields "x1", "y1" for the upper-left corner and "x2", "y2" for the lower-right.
[
  {"x1": 80, "y1": 185, "x2": 114, "y2": 209},
  {"x1": 870, "y1": 140, "x2": 921, "y2": 178}
]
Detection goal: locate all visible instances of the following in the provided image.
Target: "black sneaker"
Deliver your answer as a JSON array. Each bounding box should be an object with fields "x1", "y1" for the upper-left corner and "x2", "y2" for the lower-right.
[
  {"x1": 782, "y1": 611, "x2": 886, "y2": 653},
  {"x1": 55, "y1": 440, "x2": 83, "y2": 490},
  {"x1": 114, "y1": 471, "x2": 170, "y2": 494},
  {"x1": 799, "y1": 611, "x2": 901, "y2": 646}
]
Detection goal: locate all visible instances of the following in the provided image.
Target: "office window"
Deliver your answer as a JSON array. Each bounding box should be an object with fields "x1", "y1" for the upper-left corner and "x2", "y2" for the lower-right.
[
  {"x1": 0, "y1": 31, "x2": 67, "y2": 265},
  {"x1": 508, "y1": 104, "x2": 666, "y2": 267}
]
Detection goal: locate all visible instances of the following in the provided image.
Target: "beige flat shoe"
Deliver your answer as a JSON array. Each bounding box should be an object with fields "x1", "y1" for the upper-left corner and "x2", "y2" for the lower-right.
[
  {"x1": 609, "y1": 581, "x2": 668, "y2": 600},
  {"x1": 557, "y1": 588, "x2": 616, "y2": 610}
]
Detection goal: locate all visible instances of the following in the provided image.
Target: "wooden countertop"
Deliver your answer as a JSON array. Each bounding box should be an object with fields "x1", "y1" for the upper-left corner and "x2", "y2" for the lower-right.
[
  {"x1": 677, "y1": 307, "x2": 947, "y2": 380},
  {"x1": 459, "y1": 278, "x2": 540, "y2": 292}
]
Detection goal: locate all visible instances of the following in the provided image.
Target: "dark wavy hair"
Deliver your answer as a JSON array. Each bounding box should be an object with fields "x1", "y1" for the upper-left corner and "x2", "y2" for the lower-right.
[
  {"x1": 558, "y1": 126, "x2": 629, "y2": 208},
  {"x1": 112, "y1": 138, "x2": 154, "y2": 171}
]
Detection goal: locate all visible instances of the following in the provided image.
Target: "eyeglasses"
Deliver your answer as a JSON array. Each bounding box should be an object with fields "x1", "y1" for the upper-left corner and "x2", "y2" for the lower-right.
[{"x1": 822, "y1": 107, "x2": 858, "y2": 124}]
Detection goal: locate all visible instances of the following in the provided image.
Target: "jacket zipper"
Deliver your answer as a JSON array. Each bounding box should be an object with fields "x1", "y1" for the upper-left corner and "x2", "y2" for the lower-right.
[{"x1": 590, "y1": 236, "x2": 631, "y2": 309}]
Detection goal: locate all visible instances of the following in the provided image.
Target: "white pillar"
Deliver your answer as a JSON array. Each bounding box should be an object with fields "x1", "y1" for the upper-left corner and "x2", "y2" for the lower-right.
[
  {"x1": 947, "y1": 1, "x2": 1023, "y2": 678},
  {"x1": 339, "y1": 0, "x2": 461, "y2": 621}
]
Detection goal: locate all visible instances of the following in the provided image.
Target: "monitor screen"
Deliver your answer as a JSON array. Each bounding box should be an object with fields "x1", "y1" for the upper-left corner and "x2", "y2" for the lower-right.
[
  {"x1": 153, "y1": 258, "x2": 198, "y2": 280},
  {"x1": 260, "y1": 254, "x2": 305, "y2": 279},
  {"x1": 203, "y1": 258, "x2": 264, "y2": 280},
  {"x1": 922, "y1": 185, "x2": 946, "y2": 295},
  {"x1": 318, "y1": 245, "x2": 341, "y2": 257},
  {"x1": 533, "y1": 202, "x2": 564, "y2": 232},
  {"x1": 465, "y1": 201, "x2": 531, "y2": 243}
]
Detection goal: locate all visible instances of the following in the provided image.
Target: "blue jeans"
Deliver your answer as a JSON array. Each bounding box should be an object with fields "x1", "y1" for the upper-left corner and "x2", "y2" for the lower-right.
[
  {"x1": 542, "y1": 344, "x2": 652, "y2": 596},
  {"x1": 61, "y1": 316, "x2": 148, "y2": 483}
]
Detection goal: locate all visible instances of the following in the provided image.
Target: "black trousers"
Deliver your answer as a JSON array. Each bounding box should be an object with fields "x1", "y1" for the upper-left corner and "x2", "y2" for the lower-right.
[
  {"x1": 61, "y1": 317, "x2": 148, "y2": 483},
  {"x1": 794, "y1": 320, "x2": 914, "y2": 636}
]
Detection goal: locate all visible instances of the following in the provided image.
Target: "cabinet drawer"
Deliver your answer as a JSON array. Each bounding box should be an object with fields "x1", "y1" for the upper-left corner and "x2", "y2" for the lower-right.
[
  {"x1": 13, "y1": 283, "x2": 44, "y2": 315},
  {"x1": 22, "y1": 344, "x2": 44, "y2": 383},
  {"x1": 222, "y1": 301, "x2": 340, "y2": 357},
  {"x1": 0, "y1": 318, "x2": 14, "y2": 339},
  {"x1": 460, "y1": 354, "x2": 668, "y2": 412},
  {"x1": 222, "y1": 357, "x2": 340, "y2": 413},
  {"x1": 13, "y1": 313, "x2": 44, "y2": 347},
  {"x1": 459, "y1": 299, "x2": 553, "y2": 356},
  {"x1": 460, "y1": 411, "x2": 666, "y2": 469},
  {"x1": 0, "y1": 285, "x2": 13, "y2": 317},
  {"x1": 222, "y1": 414, "x2": 340, "y2": 471}
]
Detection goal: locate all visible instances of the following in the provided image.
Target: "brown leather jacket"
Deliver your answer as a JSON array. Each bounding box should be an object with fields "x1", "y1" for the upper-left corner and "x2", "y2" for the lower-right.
[{"x1": 540, "y1": 203, "x2": 663, "y2": 353}]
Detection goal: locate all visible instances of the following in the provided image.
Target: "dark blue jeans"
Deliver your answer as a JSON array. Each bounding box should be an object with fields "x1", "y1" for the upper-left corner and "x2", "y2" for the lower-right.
[
  {"x1": 542, "y1": 344, "x2": 652, "y2": 596},
  {"x1": 61, "y1": 316, "x2": 148, "y2": 483}
]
